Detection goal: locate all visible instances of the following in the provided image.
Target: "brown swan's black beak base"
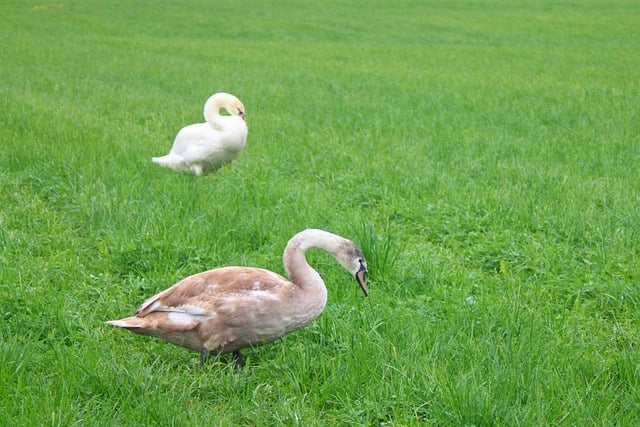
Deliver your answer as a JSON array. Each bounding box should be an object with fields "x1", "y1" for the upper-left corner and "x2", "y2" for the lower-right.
[{"x1": 355, "y1": 265, "x2": 368, "y2": 297}]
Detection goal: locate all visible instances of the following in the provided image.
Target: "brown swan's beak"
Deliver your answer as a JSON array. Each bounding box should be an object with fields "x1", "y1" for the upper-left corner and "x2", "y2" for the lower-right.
[{"x1": 355, "y1": 264, "x2": 368, "y2": 297}]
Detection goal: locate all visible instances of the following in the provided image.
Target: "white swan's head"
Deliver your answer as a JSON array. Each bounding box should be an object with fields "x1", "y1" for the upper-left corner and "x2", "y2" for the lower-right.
[
  {"x1": 204, "y1": 92, "x2": 246, "y2": 122},
  {"x1": 224, "y1": 96, "x2": 246, "y2": 121}
]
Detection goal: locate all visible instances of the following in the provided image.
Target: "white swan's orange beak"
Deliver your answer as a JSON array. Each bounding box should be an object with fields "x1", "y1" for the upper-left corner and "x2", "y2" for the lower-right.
[{"x1": 239, "y1": 112, "x2": 246, "y2": 121}]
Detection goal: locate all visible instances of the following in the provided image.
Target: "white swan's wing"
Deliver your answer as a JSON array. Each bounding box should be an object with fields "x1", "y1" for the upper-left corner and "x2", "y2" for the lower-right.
[{"x1": 169, "y1": 123, "x2": 217, "y2": 156}]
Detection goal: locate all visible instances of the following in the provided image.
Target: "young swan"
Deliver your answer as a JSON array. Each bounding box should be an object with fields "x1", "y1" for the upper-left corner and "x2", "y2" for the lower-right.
[
  {"x1": 152, "y1": 92, "x2": 248, "y2": 176},
  {"x1": 106, "y1": 229, "x2": 368, "y2": 367}
]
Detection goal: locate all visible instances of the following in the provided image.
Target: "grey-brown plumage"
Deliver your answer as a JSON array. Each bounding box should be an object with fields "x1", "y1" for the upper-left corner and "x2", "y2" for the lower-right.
[{"x1": 106, "y1": 229, "x2": 368, "y2": 367}]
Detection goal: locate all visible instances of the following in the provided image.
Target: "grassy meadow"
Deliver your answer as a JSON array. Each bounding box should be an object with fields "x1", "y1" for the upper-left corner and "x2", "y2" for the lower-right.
[{"x1": 1, "y1": 0, "x2": 639, "y2": 424}]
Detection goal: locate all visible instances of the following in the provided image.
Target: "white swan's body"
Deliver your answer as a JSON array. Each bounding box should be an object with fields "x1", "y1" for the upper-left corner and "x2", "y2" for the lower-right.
[
  {"x1": 106, "y1": 229, "x2": 368, "y2": 367},
  {"x1": 152, "y1": 92, "x2": 248, "y2": 176}
]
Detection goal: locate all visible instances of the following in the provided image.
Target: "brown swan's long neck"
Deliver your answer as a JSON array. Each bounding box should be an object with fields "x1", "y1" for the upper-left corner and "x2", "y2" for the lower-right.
[
  {"x1": 281, "y1": 229, "x2": 358, "y2": 330},
  {"x1": 283, "y1": 235, "x2": 324, "y2": 290},
  {"x1": 282, "y1": 231, "x2": 338, "y2": 327},
  {"x1": 282, "y1": 229, "x2": 347, "y2": 298}
]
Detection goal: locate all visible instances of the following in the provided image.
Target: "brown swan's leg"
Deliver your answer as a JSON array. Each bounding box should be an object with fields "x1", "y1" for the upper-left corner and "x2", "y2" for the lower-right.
[
  {"x1": 199, "y1": 348, "x2": 209, "y2": 367},
  {"x1": 232, "y1": 351, "x2": 244, "y2": 369}
]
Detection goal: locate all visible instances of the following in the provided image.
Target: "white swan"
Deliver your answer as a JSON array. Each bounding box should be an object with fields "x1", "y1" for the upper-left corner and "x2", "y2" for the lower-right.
[
  {"x1": 152, "y1": 92, "x2": 248, "y2": 176},
  {"x1": 106, "y1": 229, "x2": 369, "y2": 367}
]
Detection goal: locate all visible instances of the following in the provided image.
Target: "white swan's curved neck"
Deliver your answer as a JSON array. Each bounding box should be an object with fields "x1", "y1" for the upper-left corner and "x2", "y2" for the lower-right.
[
  {"x1": 203, "y1": 97, "x2": 224, "y2": 123},
  {"x1": 203, "y1": 93, "x2": 240, "y2": 123}
]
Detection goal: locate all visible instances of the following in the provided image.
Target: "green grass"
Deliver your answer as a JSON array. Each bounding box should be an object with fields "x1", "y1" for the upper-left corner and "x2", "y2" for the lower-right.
[{"x1": 1, "y1": 0, "x2": 639, "y2": 424}]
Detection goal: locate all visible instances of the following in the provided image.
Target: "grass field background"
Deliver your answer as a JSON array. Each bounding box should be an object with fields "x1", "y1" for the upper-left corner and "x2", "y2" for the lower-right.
[{"x1": 1, "y1": 0, "x2": 639, "y2": 425}]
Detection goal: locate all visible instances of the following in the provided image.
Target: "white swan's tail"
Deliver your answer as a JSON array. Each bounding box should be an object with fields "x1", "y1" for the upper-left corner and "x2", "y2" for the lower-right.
[{"x1": 151, "y1": 153, "x2": 185, "y2": 170}]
